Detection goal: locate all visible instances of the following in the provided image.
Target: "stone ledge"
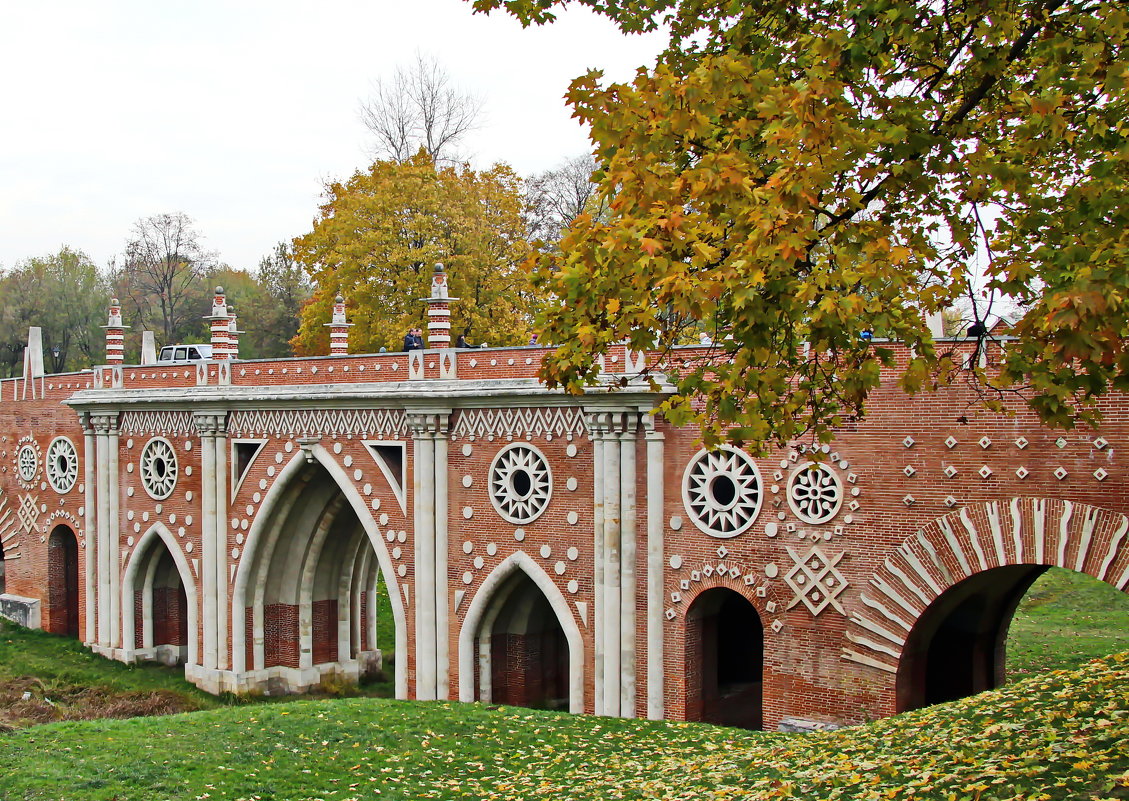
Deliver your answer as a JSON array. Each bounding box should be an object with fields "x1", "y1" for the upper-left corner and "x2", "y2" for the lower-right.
[
  {"x1": 0, "y1": 594, "x2": 41, "y2": 629},
  {"x1": 777, "y1": 717, "x2": 845, "y2": 734}
]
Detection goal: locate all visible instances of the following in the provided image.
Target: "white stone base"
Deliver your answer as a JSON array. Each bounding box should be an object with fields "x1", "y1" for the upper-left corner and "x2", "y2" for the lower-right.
[
  {"x1": 184, "y1": 660, "x2": 367, "y2": 696},
  {"x1": 358, "y1": 649, "x2": 383, "y2": 678}
]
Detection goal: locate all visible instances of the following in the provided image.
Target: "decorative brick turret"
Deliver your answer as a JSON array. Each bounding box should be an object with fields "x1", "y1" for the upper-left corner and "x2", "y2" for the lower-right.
[
  {"x1": 324, "y1": 294, "x2": 353, "y2": 356},
  {"x1": 101, "y1": 297, "x2": 130, "y2": 365},
  {"x1": 424, "y1": 263, "x2": 458, "y2": 348},
  {"x1": 227, "y1": 304, "x2": 244, "y2": 360},
  {"x1": 204, "y1": 286, "x2": 230, "y2": 360}
]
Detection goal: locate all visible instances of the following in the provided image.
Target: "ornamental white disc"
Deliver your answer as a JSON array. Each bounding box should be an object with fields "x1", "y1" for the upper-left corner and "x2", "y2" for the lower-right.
[
  {"x1": 681, "y1": 446, "x2": 763, "y2": 538},
  {"x1": 140, "y1": 437, "x2": 179, "y2": 500},
  {"x1": 488, "y1": 443, "x2": 552, "y2": 524},
  {"x1": 46, "y1": 437, "x2": 78, "y2": 493},
  {"x1": 786, "y1": 461, "x2": 844, "y2": 524},
  {"x1": 17, "y1": 444, "x2": 38, "y2": 483}
]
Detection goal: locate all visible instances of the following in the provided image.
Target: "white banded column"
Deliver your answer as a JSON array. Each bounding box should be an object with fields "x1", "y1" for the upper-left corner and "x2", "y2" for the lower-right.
[
  {"x1": 434, "y1": 417, "x2": 450, "y2": 698},
  {"x1": 407, "y1": 410, "x2": 451, "y2": 700},
  {"x1": 107, "y1": 418, "x2": 122, "y2": 650},
  {"x1": 214, "y1": 415, "x2": 229, "y2": 670},
  {"x1": 584, "y1": 408, "x2": 639, "y2": 717},
  {"x1": 91, "y1": 413, "x2": 118, "y2": 648},
  {"x1": 644, "y1": 415, "x2": 665, "y2": 719},
  {"x1": 619, "y1": 418, "x2": 638, "y2": 717},
  {"x1": 194, "y1": 412, "x2": 224, "y2": 670},
  {"x1": 81, "y1": 414, "x2": 97, "y2": 644}
]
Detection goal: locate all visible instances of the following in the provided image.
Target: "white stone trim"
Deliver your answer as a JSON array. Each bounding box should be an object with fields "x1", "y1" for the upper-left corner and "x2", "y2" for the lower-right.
[
  {"x1": 46, "y1": 436, "x2": 78, "y2": 494},
  {"x1": 362, "y1": 440, "x2": 407, "y2": 516},
  {"x1": 488, "y1": 442, "x2": 553, "y2": 525},
  {"x1": 229, "y1": 438, "x2": 268, "y2": 502},
  {"x1": 786, "y1": 461, "x2": 844, "y2": 524},
  {"x1": 229, "y1": 408, "x2": 407, "y2": 439},
  {"x1": 843, "y1": 497, "x2": 1129, "y2": 673},
  {"x1": 139, "y1": 437, "x2": 179, "y2": 501},
  {"x1": 16, "y1": 443, "x2": 38, "y2": 484},
  {"x1": 451, "y1": 406, "x2": 585, "y2": 439}
]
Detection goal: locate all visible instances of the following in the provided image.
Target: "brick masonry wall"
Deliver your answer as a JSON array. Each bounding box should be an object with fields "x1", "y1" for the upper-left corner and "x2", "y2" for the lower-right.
[
  {"x1": 264, "y1": 603, "x2": 299, "y2": 668},
  {"x1": 2, "y1": 338, "x2": 1128, "y2": 726},
  {"x1": 312, "y1": 599, "x2": 338, "y2": 665}
]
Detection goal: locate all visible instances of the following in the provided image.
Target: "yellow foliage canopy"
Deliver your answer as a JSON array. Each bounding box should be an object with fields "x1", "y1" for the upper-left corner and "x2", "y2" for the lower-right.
[
  {"x1": 292, "y1": 152, "x2": 539, "y2": 354},
  {"x1": 474, "y1": 0, "x2": 1129, "y2": 448}
]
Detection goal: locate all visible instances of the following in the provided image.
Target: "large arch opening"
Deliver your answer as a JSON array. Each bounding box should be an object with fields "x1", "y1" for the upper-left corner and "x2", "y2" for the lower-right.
[
  {"x1": 473, "y1": 570, "x2": 569, "y2": 709},
  {"x1": 896, "y1": 564, "x2": 1048, "y2": 712},
  {"x1": 46, "y1": 525, "x2": 80, "y2": 637},
  {"x1": 684, "y1": 587, "x2": 764, "y2": 730},
  {"x1": 236, "y1": 455, "x2": 396, "y2": 692},
  {"x1": 0, "y1": 543, "x2": 6, "y2": 595}
]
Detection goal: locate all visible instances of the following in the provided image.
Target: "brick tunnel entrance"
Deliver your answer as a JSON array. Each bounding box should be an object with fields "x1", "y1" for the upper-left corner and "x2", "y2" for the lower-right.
[
  {"x1": 896, "y1": 564, "x2": 1048, "y2": 711},
  {"x1": 685, "y1": 587, "x2": 764, "y2": 730}
]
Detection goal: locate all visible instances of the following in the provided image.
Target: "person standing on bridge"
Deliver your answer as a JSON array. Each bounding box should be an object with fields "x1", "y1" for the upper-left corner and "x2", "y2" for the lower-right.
[{"x1": 404, "y1": 327, "x2": 424, "y2": 351}]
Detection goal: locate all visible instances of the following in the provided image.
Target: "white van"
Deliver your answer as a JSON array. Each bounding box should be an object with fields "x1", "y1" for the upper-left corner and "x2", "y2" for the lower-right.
[{"x1": 157, "y1": 344, "x2": 214, "y2": 363}]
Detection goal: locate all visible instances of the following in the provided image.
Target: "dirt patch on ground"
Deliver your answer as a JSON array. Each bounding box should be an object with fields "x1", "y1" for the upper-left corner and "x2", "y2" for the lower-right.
[{"x1": 0, "y1": 676, "x2": 199, "y2": 730}]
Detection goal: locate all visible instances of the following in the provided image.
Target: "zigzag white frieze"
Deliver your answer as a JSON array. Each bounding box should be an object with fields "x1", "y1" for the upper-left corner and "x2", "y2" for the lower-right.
[
  {"x1": 451, "y1": 406, "x2": 584, "y2": 439},
  {"x1": 120, "y1": 410, "x2": 195, "y2": 436},
  {"x1": 228, "y1": 408, "x2": 407, "y2": 438}
]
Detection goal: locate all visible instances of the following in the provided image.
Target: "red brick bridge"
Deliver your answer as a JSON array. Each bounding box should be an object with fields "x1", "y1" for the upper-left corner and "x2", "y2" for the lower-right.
[{"x1": 1, "y1": 280, "x2": 1126, "y2": 730}]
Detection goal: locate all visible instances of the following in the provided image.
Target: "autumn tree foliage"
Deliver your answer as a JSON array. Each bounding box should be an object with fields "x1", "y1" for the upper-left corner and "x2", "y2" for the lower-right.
[
  {"x1": 0, "y1": 247, "x2": 107, "y2": 376},
  {"x1": 292, "y1": 152, "x2": 538, "y2": 354},
  {"x1": 473, "y1": 0, "x2": 1129, "y2": 448}
]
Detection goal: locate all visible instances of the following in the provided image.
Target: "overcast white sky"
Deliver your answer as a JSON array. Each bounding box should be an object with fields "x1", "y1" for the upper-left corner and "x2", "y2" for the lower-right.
[{"x1": 0, "y1": 0, "x2": 665, "y2": 272}]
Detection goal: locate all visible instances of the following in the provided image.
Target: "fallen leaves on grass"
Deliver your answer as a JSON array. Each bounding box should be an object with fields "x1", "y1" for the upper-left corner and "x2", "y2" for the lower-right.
[{"x1": 0, "y1": 652, "x2": 1126, "y2": 800}]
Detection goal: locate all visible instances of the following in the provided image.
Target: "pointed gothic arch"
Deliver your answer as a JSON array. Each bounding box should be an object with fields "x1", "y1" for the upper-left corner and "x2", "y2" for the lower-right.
[
  {"x1": 841, "y1": 498, "x2": 1129, "y2": 710},
  {"x1": 459, "y1": 551, "x2": 585, "y2": 713},
  {"x1": 231, "y1": 444, "x2": 406, "y2": 696},
  {"x1": 121, "y1": 523, "x2": 198, "y2": 666}
]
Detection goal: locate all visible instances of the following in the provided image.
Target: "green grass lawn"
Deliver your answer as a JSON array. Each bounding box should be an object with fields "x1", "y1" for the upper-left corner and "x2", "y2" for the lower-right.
[
  {"x1": 0, "y1": 567, "x2": 1126, "y2": 798},
  {"x1": 0, "y1": 652, "x2": 1126, "y2": 800},
  {"x1": 1008, "y1": 567, "x2": 1129, "y2": 681},
  {"x1": 0, "y1": 571, "x2": 401, "y2": 729},
  {"x1": 0, "y1": 622, "x2": 227, "y2": 728}
]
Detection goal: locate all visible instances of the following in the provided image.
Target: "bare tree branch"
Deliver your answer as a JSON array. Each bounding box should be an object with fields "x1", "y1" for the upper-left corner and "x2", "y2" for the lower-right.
[
  {"x1": 359, "y1": 53, "x2": 483, "y2": 165},
  {"x1": 118, "y1": 213, "x2": 216, "y2": 343}
]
